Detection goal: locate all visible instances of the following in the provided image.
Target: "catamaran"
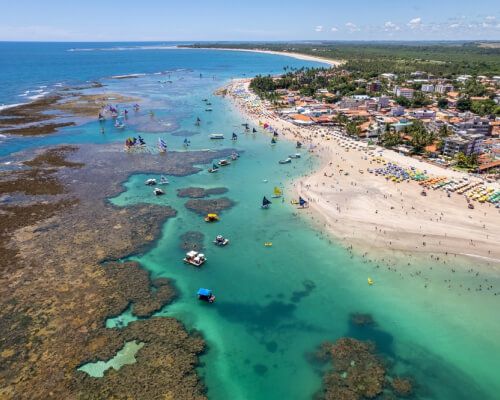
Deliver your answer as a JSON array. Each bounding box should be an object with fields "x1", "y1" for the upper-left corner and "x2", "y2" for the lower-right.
[
  {"x1": 262, "y1": 196, "x2": 272, "y2": 209},
  {"x1": 272, "y1": 187, "x2": 282, "y2": 198}
]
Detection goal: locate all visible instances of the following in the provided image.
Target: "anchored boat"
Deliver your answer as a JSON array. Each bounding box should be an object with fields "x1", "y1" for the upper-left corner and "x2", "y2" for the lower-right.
[
  {"x1": 210, "y1": 133, "x2": 224, "y2": 140},
  {"x1": 145, "y1": 178, "x2": 157, "y2": 186},
  {"x1": 218, "y1": 159, "x2": 231, "y2": 166},
  {"x1": 205, "y1": 213, "x2": 220, "y2": 222},
  {"x1": 184, "y1": 251, "x2": 206, "y2": 267},
  {"x1": 279, "y1": 158, "x2": 292, "y2": 164},
  {"x1": 213, "y1": 235, "x2": 229, "y2": 246},
  {"x1": 197, "y1": 288, "x2": 215, "y2": 303},
  {"x1": 153, "y1": 188, "x2": 165, "y2": 196}
]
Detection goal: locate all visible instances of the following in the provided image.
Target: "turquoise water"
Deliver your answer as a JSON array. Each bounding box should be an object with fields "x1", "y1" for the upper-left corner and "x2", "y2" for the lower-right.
[
  {"x1": 2, "y1": 45, "x2": 500, "y2": 399},
  {"x1": 78, "y1": 341, "x2": 144, "y2": 377}
]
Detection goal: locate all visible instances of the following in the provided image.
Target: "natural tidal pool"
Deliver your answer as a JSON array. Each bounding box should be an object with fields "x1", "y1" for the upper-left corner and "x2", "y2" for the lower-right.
[{"x1": 78, "y1": 341, "x2": 144, "y2": 378}]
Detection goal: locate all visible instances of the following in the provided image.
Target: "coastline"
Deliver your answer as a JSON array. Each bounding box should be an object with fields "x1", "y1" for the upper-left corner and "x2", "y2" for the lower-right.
[
  {"x1": 177, "y1": 46, "x2": 342, "y2": 67},
  {"x1": 223, "y1": 78, "x2": 500, "y2": 269}
]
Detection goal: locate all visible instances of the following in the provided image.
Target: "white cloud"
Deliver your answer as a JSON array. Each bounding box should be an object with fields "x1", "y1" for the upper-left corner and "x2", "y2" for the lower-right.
[
  {"x1": 485, "y1": 15, "x2": 496, "y2": 21},
  {"x1": 314, "y1": 25, "x2": 324, "y2": 32},
  {"x1": 345, "y1": 22, "x2": 360, "y2": 32},
  {"x1": 384, "y1": 21, "x2": 400, "y2": 31},
  {"x1": 449, "y1": 23, "x2": 460, "y2": 29},
  {"x1": 408, "y1": 17, "x2": 422, "y2": 29},
  {"x1": 331, "y1": 26, "x2": 339, "y2": 32}
]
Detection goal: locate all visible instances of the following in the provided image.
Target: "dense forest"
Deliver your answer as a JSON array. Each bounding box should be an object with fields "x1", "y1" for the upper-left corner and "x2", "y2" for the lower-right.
[{"x1": 185, "y1": 42, "x2": 500, "y2": 76}]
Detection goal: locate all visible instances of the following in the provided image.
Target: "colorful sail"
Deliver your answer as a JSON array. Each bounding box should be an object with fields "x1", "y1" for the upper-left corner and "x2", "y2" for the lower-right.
[
  {"x1": 262, "y1": 196, "x2": 272, "y2": 206},
  {"x1": 274, "y1": 187, "x2": 282, "y2": 196},
  {"x1": 299, "y1": 197, "x2": 308, "y2": 207},
  {"x1": 158, "y1": 138, "x2": 167, "y2": 152}
]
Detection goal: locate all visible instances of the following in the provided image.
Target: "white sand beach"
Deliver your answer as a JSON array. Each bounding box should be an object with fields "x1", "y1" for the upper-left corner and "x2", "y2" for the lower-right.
[{"x1": 224, "y1": 79, "x2": 500, "y2": 268}]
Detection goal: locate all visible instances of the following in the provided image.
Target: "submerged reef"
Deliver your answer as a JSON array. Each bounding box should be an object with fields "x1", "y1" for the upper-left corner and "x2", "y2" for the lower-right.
[
  {"x1": 0, "y1": 144, "x2": 233, "y2": 399},
  {"x1": 184, "y1": 197, "x2": 235, "y2": 215},
  {"x1": 177, "y1": 186, "x2": 228, "y2": 198},
  {"x1": 315, "y1": 338, "x2": 414, "y2": 400},
  {"x1": 0, "y1": 89, "x2": 137, "y2": 136},
  {"x1": 180, "y1": 231, "x2": 205, "y2": 252}
]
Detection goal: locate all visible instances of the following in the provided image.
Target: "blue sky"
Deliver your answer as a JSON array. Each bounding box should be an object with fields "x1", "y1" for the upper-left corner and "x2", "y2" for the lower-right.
[{"x1": 0, "y1": 0, "x2": 499, "y2": 41}]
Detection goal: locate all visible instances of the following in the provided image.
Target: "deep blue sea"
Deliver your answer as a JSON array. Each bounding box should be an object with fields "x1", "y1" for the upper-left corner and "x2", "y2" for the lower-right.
[{"x1": 1, "y1": 42, "x2": 500, "y2": 400}]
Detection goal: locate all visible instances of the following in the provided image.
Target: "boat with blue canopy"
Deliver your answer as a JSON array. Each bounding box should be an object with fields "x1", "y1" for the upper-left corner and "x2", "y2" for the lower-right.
[{"x1": 197, "y1": 288, "x2": 216, "y2": 303}]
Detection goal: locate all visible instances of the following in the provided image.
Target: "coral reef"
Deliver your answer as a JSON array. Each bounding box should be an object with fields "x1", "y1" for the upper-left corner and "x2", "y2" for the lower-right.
[
  {"x1": 0, "y1": 144, "x2": 233, "y2": 399},
  {"x1": 316, "y1": 338, "x2": 414, "y2": 400},
  {"x1": 184, "y1": 197, "x2": 235, "y2": 215},
  {"x1": 179, "y1": 231, "x2": 205, "y2": 252},
  {"x1": 177, "y1": 186, "x2": 228, "y2": 198}
]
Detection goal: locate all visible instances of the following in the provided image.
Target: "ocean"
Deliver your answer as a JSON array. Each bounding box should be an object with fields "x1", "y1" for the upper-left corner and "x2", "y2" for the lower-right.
[{"x1": 1, "y1": 42, "x2": 500, "y2": 399}]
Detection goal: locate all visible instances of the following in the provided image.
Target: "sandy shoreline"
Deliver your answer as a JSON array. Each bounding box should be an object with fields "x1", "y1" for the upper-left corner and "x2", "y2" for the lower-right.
[
  {"x1": 178, "y1": 46, "x2": 342, "y2": 67},
  {"x1": 224, "y1": 78, "x2": 500, "y2": 270}
]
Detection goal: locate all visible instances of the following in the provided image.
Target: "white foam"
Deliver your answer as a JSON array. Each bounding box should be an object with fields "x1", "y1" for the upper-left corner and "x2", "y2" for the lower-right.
[
  {"x1": 0, "y1": 103, "x2": 25, "y2": 111},
  {"x1": 111, "y1": 73, "x2": 146, "y2": 79}
]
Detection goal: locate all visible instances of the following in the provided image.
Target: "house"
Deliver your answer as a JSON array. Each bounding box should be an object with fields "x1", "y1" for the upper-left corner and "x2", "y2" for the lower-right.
[
  {"x1": 452, "y1": 118, "x2": 492, "y2": 136},
  {"x1": 435, "y1": 84, "x2": 454, "y2": 94}
]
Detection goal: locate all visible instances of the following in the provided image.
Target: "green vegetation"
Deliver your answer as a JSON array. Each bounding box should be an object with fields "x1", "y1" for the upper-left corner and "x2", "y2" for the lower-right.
[
  {"x1": 454, "y1": 152, "x2": 479, "y2": 170},
  {"x1": 185, "y1": 42, "x2": 500, "y2": 76}
]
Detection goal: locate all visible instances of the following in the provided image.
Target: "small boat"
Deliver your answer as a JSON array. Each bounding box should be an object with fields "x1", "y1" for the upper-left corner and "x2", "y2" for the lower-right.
[
  {"x1": 213, "y1": 235, "x2": 229, "y2": 246},
  {"x1": 145, "y1": 178, "x2": 157, "y2": 186},
  {"x1": 252, "y1": 128, "x2": 257, "y2": 133},
  {"x1": 289, "y1": 153, "x2": 301, "y2": 159},
  {"x1": 272, "y1": 187, "x2": 282, "y2": 198},
  {"x1": 468, "y1": 203, "x2": 474, "y2": 209},
  {"x1": 208, "y1": 163, "x2": 219, "y2": 173},
  {"x1": 262, "y1": 196, "x2": 272, "y2": 209},
  {"x1": 271, "y1": 138, "x2": 277, "y2": 145},
  {"x1": 195, "y1": 117, "x2": 201, "y2": 126},
  {"x1": 114, "y1": 121, "x2": 125, "y2": 129},
  {"x1": 421, "y1": 190, "x2": 427, "y2": 197},
  {"x1": 206, "y1": 102, "x2": 212, "y2": 106},
  {"x1": 264, "y1": 242, "x2": 273, "y2": 247},
  {"x1": 210, "y1": 133, "x2": 224, "y2": 140},
  {"x1": 197, "y1": 288, "x2": 215, "y2": 303},
  {"x1": 296, "y1": 141, "x2": 302, "y2": 149},
  {"x1": 290, "y1": 199, "x2": 299, "y2": 205},
  {"x1": 183, "y1": 138, "x2": 191, "y2": 147},
  {"x1": 231, "y1": 132, "x2": 238, "y2": 141},
  {"x1": 184, "y1": 251, "x2": 206, "y2": 267},
  {"x1": 160, "y1": 175, "x2": 169, "y2": 185},
  {"x1": 298, "y1": 196, "x2": 309, "y2": 208},
  {"x1": 153, "y1": 188, "x2": 165, "y2": 196},
  {"x1": 368, "y1": 277, "x2": 374, "y2": 286},
  {"x1": 218, "y1": 159, "x2": 231, "y2": 166},
  {"x1": 205, "y1": 213, "x2": 220, "y2": 222},
  {"x1": 205, "y1": 108, "x2": 213, "y2": 112},
  {"x1": 279, "y1": 158, "x2": 292, "y2": 164},
  {"x1": 202, "y1": 98, "x2": 208, "y2": 102},
  {"x1": 273, "y1": 131, "x2": 279, "y2": 137},
  {"x1": 158, "y1": 138, "x2": 167, "y2": 153}
]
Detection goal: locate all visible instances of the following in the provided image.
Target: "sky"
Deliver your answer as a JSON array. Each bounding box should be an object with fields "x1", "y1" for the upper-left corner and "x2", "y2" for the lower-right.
[{"x1": 0, "y1": 0, "x2": 499, "y2": 41}]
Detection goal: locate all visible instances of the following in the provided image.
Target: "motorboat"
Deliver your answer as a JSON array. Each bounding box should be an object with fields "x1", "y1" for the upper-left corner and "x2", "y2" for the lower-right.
[
  {"x1": 153, "y1": 188, "x2": 165, "y2": 196},
  {"x1": 213, "y1": 235, "x2": 229, "y2": 246},
  {"x1": 368, "y1": 277, "x2": 374, "y2": 285},
  {"x1": 210, "y1": 133, "x2": 224, "y2": 139},
  {"x1": 205, "y1": 108, "x2": 213, "y2": 112},
  {"x1": 205, "y1": 213, "x2": 220, "y2": 222},
  {"x1": 279, "y1": 158, "x2": 292, "y2": 164},
  {"x1": 145, "y1": 178, "x2": 157, "y2": 186},
  {"x1": 218, "y1": 159, "x2": 231, "y2": 166},
  {"x1": 160, "y1": 175, "x2": 169, "y2": 185},
  {"x1": 296, "y1": 141, "x2": 302, "y2": 149},
  {"x1": 230, "y1": 152, "x2": 239, "y2": 161},
  {"x1": 184, "y1": 251, "x2": 206, "y2": 267},
  {"x1": 289, "y1": 153, "x2": 301, "y2": 159},
  {"x1": 197, "y1": 288, "x2": 215, "y2": 303},
  {"x1": 208, "y1": 163, "x2": 219, "y2": 173}
]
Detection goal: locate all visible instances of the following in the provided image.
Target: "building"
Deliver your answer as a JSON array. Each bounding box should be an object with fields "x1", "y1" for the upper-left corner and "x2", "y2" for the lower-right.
[
  {"x1": 390, "y1": 106, "x2": 405, "y2": 117},
  {"x1": 368, "y1": 81, "x2": 382, "y2": 92},
  {"x1": 435, "y1": 83, "x2": 454, "y2": 95},
  {"x1": 378, "y1": 96, "x2": 390, "y2": 108},
  {"x1": 443, "y1": 132, "x2": 484, "y2": 157},
  {"x1": 421, "y1": 84, "x2": 435, "y2": 92},
  {"x1": 452, "y1": 118, "x2": 492, "y2": 136},
  {"x1": 411, "y1": 110, "x2": 436, "y2": 119},
  {"x1": 394, "y1": 87, "x2": 415, "y2": 99}
]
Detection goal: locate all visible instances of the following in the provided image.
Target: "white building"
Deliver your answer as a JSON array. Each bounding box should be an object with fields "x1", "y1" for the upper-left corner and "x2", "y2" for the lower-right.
[
  {"x1": 394, "y1": 87, "x2": 415, "y2": 99},
  {"x1": 421, "y1": 84, "x2": 435, "y2": 92}
]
